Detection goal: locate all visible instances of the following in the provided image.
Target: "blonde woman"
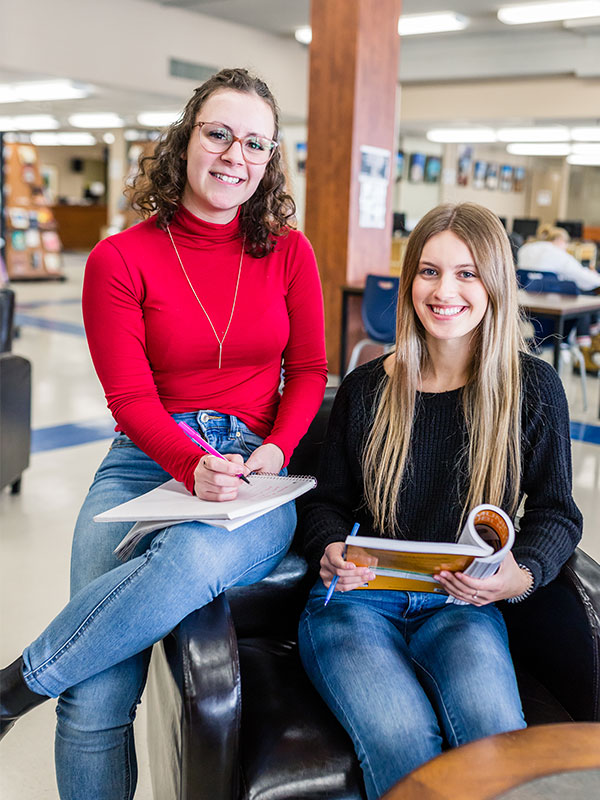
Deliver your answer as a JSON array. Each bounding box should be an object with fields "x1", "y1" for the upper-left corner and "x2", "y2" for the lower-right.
[{"x1": 298, "y1": 203, "x2": 582, "y2": 800}]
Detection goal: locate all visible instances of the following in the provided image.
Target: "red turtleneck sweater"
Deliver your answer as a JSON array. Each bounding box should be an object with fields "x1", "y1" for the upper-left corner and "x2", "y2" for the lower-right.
[{"x1": 82, "y1": 206, "x2": 327, "y2": 493}]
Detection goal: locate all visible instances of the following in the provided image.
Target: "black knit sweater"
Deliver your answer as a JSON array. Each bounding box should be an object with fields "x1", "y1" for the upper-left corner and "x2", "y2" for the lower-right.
[{"x1": 301, "y1": 353, "x2": 583, "y2": 591}]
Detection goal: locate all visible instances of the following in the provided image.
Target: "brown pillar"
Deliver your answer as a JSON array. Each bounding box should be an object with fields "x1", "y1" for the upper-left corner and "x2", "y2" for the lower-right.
[{"x1": 305, "y1": 0, "x2": 402, "y2": 373}]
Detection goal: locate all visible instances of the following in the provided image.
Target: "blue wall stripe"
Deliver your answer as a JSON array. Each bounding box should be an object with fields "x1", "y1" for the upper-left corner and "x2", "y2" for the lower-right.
[
  {"x1": 15, "y1": 313, "x2": 86, "y2": 337},
  {"x1": 570, "y1": 421, "x2": 600, "y2": 446},
  {"x1": 28, "y1": 417, "x2": 600, "y2": 455},
  {"x1": 31, "y1": 419, "x2": 116, "y2": 453},
  {"x1": 17, "y1": 298, "x2": 81, "y2": 310}
]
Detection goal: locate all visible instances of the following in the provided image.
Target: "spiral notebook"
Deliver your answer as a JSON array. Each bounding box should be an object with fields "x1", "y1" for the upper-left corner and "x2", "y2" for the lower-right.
[{"x1": 93, "y1": 475, "x2": 316, "y2": 560}]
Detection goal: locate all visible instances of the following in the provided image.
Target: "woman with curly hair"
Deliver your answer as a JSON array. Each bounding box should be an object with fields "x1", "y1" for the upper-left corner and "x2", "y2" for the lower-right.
[{"x1": 0, "y1": 68, "x2": 327, "y2": 799}]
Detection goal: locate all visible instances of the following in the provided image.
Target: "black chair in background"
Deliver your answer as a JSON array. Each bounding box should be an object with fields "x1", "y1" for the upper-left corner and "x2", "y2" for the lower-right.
[
  {"x1": 146, "y1": 388, "x2": 600, "y2": 800},
  {"x1": 0, "y1": 287, "x2": 31, "y2": 493}
]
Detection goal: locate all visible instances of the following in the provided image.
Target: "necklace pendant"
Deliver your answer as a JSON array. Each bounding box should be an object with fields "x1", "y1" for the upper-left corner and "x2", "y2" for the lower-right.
[{"x1": 218, "y1": 342, "x2": 223, "y2": 369}]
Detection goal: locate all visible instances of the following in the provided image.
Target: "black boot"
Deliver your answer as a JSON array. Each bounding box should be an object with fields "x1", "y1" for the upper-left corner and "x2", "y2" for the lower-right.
[{"x1": 1, "y1": 656, "x2": 48, "y2": 740}]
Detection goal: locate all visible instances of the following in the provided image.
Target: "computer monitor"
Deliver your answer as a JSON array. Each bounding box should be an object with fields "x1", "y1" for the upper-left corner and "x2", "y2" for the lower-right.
[
  {"x1": 512, "y1": 218, "x2": 539, "y2": 240},
  {"x1": 555, "y1": 220, "x2": 583, "y2": 240}
]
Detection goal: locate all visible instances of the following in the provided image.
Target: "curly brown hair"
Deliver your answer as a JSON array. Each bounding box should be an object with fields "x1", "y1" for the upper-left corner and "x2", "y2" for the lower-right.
[{"x1": 128, "y1": 67, "x2": 296, "y2": 257}]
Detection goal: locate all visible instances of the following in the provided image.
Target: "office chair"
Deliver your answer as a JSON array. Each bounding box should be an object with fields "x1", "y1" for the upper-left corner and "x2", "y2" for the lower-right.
[{"x1": 345, "y1": 275, "x2": 399, "y2": 376}]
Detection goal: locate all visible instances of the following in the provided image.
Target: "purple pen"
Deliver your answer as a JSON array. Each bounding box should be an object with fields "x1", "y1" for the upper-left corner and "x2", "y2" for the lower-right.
[{"x1": 178, "y1": 421, "x2": 251, "y2": 484}]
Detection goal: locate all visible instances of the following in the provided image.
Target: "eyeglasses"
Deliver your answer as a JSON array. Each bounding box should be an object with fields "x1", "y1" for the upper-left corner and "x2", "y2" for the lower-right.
[{"x1": 194, "y1": 121, "x2": 278, "y2": 165}]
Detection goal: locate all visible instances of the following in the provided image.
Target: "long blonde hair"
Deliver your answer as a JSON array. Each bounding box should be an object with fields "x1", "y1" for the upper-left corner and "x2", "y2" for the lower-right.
[{"x1": 363, "y1": 203, "x2": 525, "y2": 535}]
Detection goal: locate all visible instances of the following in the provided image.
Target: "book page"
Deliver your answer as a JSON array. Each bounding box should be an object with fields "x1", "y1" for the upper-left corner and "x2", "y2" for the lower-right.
[{"x1": 94, "y1": 474, "x2": 316, "y2": 524}]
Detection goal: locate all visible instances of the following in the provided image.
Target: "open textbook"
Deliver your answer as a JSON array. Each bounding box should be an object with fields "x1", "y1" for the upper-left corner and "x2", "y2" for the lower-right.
[
  {"x1": 93, "y1": 474, "x2": 316, "y2": 560},
  {"x1": 345, "y1": 504, "x2": 514, "y2": 605}
]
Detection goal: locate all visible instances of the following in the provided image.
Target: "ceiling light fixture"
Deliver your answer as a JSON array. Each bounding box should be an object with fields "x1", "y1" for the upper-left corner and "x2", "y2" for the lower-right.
[
  {"x1": 0, "y1": 114, "x2": 60, "y2": 131},
  {"x1": 398, "y1": 12, "x2": 469, "y2": 36},
  {"x1": 567, "y1": 153, "x2": 600, "y2": 165},
  {"x1": 31, "y1": 132, "x2": 97, "y2": 146},
  {"x1": 497, "y1": 126, "x2": 570, "y2": 142},
  {"x1": 69, "y1": 112, "x2": 124, "y2": 128},
  {"x1": 137, "y1": 111, "x2": 180, "y2": 128},
  {"x1": 571, "y1": 127, "x2": 600, "y2": 141},
  {"x1": 426, "y1": 128, "x2": 496, "y2": 143},
  {"x1": 0, "y1": 79, "x2": 90, "y2": 104},
  {"x1": 294, "y1": 25, "x2": 312, "y2": 44},
  {"x1": 571, "y1": 142, "x2": 600, "y2": 154},
  {"x1": 507, "y1": 143, "x2": 571, "y2": 156},
  {"x1": 498, "y1": 1, "x2": 600, "y2": 25}
]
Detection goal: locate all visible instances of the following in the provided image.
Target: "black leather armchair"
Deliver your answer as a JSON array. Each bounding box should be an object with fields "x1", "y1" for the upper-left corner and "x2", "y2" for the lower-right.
[
  {"x1": 0, "y1": 288, "x2": 31, "y2": 493},
  {"x1": 147, "y1": 387, "x2": 600, "y2": 800}
]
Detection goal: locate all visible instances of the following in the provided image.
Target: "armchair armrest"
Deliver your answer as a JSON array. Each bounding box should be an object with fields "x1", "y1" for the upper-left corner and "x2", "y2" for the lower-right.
[
  {"x1": 147, "y1": 592, "x2": 241, "y2": 800},
  {"x1": 503, "y1": 547, "x2": 600, "y2": 721}
]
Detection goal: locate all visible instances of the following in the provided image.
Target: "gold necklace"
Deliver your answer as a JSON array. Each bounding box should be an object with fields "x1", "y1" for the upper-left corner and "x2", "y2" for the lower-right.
[{"x1": 167, "y1": 226, "x2": 245, "y2": 369}]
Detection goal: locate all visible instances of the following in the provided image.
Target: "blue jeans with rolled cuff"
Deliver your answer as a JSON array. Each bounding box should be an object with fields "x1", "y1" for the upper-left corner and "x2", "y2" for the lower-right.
[
  {"x1": 21, "y1": 411, "x2": 296, "y2": 800},
  {"x1": 298, "y1": 583, "x2": 526, "y2": 800}
]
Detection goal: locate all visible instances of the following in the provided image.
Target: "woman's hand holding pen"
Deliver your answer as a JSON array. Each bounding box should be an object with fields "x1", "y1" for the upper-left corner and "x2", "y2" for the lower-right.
[
  {"x1": 434, "y1": 553, "x2": 533, "y2": 606},
  {"x1": 193, "y1": 454, "x2": 250, "y2": 501},
  {"x1": 244, "y1": 443, "x2": 284, "y2": 475},
  {"x1": 320, "y1": 542, "x2": 376, "y2": 593}
]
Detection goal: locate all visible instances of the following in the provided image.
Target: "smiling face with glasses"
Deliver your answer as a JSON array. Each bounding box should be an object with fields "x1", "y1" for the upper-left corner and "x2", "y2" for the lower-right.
[{"x1": 182, "y1": 89, "x2": 277, "y2": 224}]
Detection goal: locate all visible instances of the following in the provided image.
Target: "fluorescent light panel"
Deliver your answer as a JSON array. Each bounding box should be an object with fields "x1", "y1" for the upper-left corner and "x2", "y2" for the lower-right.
[
  {"x1": 0, "y1": 79, "x2": 90, "y2": 103},
  {"x1": 507, "y1": 143, "x2": 571, "y2": 156},
  {"x1": 69, "y1": 112, "x2": 124, "y2": 128},
  {"x1": 427, "y1": 128, "x2": 496, "y2": 143},
  {"x1": 567, "y1": 154, "x2": 600, "y2": 165},
  {"x1": 0, "y1": 114, "x2": 59, "y2": 130},
  {"x1": 30, "y1": 132, "x2": 97, "y2": 146},
  {"x1": 137, "y1": 111, "x2": 180, "y2": 128},
  {"x1": 398, "y1": 12, "x2": 469, "y2": 36},
  {"x1": 498, "y1": 1, "x2": 600, "y2": 25},
  {"x1": 497, "y1": 126, "x2": 569, "y2": 142},
  {"x1": 571, "y1": 127, "x2": 600, "y2": 141}
]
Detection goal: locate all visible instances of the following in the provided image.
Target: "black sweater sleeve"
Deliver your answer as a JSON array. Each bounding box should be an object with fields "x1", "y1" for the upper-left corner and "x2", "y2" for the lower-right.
[
  {"x1": 301, "y1": 365, "x2": 374, "y2": 571},
  {"x1": 513, "y1": 355, "x2": 583, "y2": 588}
]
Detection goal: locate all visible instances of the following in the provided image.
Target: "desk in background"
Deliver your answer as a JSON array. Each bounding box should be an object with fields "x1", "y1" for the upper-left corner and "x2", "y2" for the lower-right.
[{"x1": 52, "y1": 204, "x2": 107, "y2": 250}]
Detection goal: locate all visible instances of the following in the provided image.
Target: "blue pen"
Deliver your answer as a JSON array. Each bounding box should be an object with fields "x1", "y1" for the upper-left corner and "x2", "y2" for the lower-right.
[{"x1": 323, "y1": 522, "x2": 361, "y2": 607}]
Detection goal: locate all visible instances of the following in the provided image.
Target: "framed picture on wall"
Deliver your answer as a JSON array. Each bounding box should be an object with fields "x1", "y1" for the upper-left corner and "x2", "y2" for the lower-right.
[
  {"x1": 473, "y1": 160, "x2": 487, "y2": 190},
  {"x1": 396, "y1": 150, "x2": 405, "y2": 182},
  {"x1": 485, "y1": 163, "x2": 499, "y2": 190},
  {"x1": 500, "y1": 165, "x2": 513, "y2": 192},
  {"x1": 457, "y1": 145, "x2": 472, "y2": 186},
  {"x1": 513, "y1": 166, "x2": 525, "y2": 192},
  {"x1": 424, "y1": 155, "x2": 442, "y2": 183},
  {"x1": 409, "y1": 153, "x2": 426, "y2": 182}
]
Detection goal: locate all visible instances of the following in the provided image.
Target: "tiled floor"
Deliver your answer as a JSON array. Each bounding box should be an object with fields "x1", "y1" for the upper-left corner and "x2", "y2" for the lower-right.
[{"x1": 1, "y1": 254, "x2": 599, "y2": 798}]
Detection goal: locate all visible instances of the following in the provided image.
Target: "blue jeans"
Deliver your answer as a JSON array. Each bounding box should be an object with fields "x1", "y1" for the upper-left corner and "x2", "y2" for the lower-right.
[
  {"x1": 21, "y1": 411, "x2": 296, "y2": 800},
  {"x1": 298, "y1": 583, "x2": 525, "y2": 800}
]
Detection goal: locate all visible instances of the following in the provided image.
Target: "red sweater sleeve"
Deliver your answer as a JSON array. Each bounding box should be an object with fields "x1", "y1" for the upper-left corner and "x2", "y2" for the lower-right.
[
  {"x1": 82, "y1": 237, "x2": 202, "y2": 492},
  {"x1": 263, "y1": 232, "x2": 327, "y2": 463}
]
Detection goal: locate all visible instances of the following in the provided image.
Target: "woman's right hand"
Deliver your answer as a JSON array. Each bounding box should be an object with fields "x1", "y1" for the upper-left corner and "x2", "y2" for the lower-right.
[
  {"x1": 193, "y1": 454, "x2": 249, "y2": 501},
  {"x1": 320, "y1": 542, "x2": 376, "y2": 593}
]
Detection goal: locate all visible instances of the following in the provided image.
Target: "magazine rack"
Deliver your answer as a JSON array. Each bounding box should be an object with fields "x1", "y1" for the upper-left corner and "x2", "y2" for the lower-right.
[{"x1": 146, "y1": 388, "x2": 600, "y2": 800}]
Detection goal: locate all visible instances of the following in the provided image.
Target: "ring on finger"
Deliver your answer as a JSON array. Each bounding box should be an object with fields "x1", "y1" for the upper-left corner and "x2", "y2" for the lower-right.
[{"x1": 472, "y1": 590, "x2": 478, "y2": 600}]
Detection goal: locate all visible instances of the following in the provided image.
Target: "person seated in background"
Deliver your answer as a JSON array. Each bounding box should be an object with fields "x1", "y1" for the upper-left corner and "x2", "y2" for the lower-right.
[
  {"x1": 298, "y1": 203, "x2": 582, "y2": 800},
  {"x1": 518, "y1": 224, "x2": 600, "y2": 369},
  {"x1": 517, "y1": 224, "x2": 600, "y2": 294}
]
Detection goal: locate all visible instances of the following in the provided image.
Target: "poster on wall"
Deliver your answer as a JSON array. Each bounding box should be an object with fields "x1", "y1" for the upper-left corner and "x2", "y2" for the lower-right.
[
  {"x1": 295, "y1": 142, "x2": 307, "y2": 175},
  {"x1": 457, "y1": 145, "x2": 472, "y2": 186},
  {"x1": 513, "y1": 167, "x2": 525, "y2": 192},
  {"x1": 409, "y1": 153, "x2": 426, "y2": 182},
  {"x1": 395, "y1": 150, "x2": 405, "y2": 182},
  {"x1": 358, "y1": 144, "x2": 390, "y2": 229},
  {"x1": 424, "y1": 156, "x2": 442, "y2": 183},
  {"x1": 485, "y1": 163, "x2": 499, "y2": 190},
  {"x1": 500, "y1": 165, "x2": 513, "y2": 192},
  {"x1": 473, "y1": 160, "x2": 487, "y2": 190}
]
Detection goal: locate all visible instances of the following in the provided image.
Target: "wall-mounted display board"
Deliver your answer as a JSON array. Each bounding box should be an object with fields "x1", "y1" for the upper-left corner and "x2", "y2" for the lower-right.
[{"x1": 2, "y1": 141, "x2": 64, "y2": 280}]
